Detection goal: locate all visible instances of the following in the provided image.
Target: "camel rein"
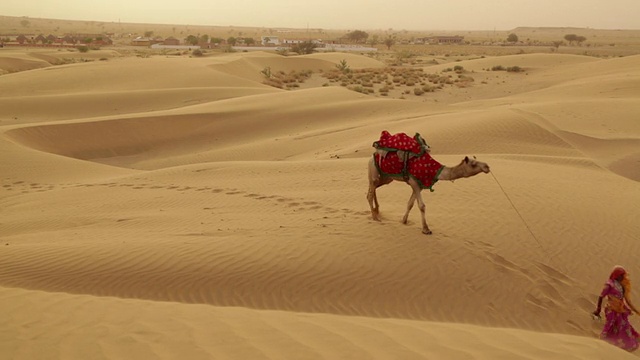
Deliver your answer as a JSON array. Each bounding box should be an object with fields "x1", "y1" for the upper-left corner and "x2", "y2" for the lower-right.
[
  {"x1": 490, "y1": 170, "x2": 597, "y2": 318},
  {"x1": 489, "y1": 171, "x2": 556, "y2": 266}
]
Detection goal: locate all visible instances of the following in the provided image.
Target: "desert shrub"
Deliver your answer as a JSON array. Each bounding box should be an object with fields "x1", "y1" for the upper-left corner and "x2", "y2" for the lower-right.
[
  {"x1": 433, "y1": 76, "x2": 450, "y2": 84},
  {"x1": 291, "y1": 41, "x2": 317, "y2": 54},
  {"x1": 324, "y1": 72, "x2": 339, "y2": 80},
  {"x1": 422, "y1": 85, "x2": 436, "y2": 92},
  {"x1": 261, "y1": 66, "x2": 272, "y2": 79},
  {"x1": 192, "y1": 49, "x2": 203, "y2": 57},
  {"x1": 263, "y1": 78, "x2": 283, "y2": 88},
  {"x1": 413, "y1": 87, "x2": 425, "y2": 96},
  {"x1": 453, "y1": 65, "x2": 464, "y2": 72},
  {"x1": 491, "y1": 65, "x2": 505, "y2": 71},
  {"x1": 506, "y1": 66, "x2": 523, "y2": 72},
  {"x1": 282, "y1": 75, "x2": 297, "y2": 83},
  {"x1": 77, "y1": 46, "x2": 89, "y2": 53},
  {"x1": 336, "y1": 59, "x2": 350, "y2": 73}
]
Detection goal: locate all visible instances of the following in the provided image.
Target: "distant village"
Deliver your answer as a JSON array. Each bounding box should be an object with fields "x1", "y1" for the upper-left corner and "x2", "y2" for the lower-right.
[
  {"x1": 0, "y1": 31, "x2": 468, "y2": 51},
  {"x1": 0, "y1": 33, "x2": 114, "y2": 47}
]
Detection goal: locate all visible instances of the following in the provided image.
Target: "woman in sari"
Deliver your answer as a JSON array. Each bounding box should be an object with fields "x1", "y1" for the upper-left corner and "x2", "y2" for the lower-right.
[{"x1": 593, "y1": 265, "x2": 640, "y2": 352}]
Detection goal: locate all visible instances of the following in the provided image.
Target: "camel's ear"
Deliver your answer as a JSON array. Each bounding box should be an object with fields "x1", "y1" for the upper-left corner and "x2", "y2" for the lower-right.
[{"x1": 464, "y1": 156, "x2": 469, "y2": 163}]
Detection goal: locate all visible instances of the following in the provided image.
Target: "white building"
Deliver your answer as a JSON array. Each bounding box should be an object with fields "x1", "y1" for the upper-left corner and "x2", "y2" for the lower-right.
[{"x1": 261, "y1": 36, "x2": 279, "y2": 46}]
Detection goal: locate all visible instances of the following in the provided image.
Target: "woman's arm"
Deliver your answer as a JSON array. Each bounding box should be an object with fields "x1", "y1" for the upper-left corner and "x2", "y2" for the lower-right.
[
  {"x1": 593, "y1": 296, "x2": 604, "y2": 318},
  {"x1": 625, "y1": 294, "x2": 640, "y2": 315},
  {"x1": 593, "y1": 283, "x2": 610, "y2": 318}
]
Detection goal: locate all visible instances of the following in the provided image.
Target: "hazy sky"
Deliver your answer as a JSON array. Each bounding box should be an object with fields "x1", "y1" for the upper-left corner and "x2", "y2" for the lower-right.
[{"x1": 2, "y1": 0, "x2": 639, "y2": 31}]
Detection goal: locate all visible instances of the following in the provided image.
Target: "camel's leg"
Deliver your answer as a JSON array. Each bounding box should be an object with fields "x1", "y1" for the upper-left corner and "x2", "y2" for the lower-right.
[
  {"x1": 402, "y1": 179, "x2": 431, "y2": 234},
  {"x1": 401, "y1": 190, "x2": 417, "y2": 225},
  {"x1": 367, "y1": 157, "x2": 389, "y2": 221},
  {"x1": 367, "y1": 183, "x2": 381, "y2": 221},
  {"x1": 412, "y1": 183, "x2": 431, "y2": 235},
  {"x1": 367, "y1": 157, "x2": 381, "y2": 220}
]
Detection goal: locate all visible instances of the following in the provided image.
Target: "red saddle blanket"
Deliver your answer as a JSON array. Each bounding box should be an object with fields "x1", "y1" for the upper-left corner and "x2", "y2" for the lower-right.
[
  {"x1": 373, "y1": 131, "x2": 443, "y2": 191},
  {"x1": 374, "y1": 130, "x2": 425, "y2": 155}
]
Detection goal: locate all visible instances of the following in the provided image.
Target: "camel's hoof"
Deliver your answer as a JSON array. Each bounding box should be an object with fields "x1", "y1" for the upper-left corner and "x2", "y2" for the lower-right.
[{"x1": 422, "y1": 229, "x2": 432, "y2": 235}]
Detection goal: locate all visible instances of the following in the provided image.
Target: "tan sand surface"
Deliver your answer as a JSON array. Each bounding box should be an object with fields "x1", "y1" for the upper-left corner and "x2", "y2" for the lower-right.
[{"x1": 1, "y1": 47, "x2": 639, "y2": 359}]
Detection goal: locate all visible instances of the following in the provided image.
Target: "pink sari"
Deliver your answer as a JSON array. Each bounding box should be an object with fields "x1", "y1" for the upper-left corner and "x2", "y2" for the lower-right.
[{"x1": 599, "y1": 279, "x2": 639, "y2": 351}]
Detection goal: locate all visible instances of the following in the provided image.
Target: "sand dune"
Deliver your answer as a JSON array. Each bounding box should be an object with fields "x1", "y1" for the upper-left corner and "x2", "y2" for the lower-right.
[
  {"x1": 1, "y1": 48, "x2": 639, "y2": 359},
  {"x1": 2, "y1": 286, "x2": 636, "y2": 360}
]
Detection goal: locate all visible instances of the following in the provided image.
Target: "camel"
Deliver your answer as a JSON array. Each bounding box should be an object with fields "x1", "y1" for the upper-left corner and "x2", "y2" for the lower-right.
[{"x1": 367, "y1": 151, "x2": 490, "y2": 235}]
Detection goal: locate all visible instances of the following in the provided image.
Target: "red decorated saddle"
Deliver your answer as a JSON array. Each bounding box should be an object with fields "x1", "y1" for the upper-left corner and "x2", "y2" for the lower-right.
[{"x1": 373, "y1": 131, "x2": 444, "y2": 191}]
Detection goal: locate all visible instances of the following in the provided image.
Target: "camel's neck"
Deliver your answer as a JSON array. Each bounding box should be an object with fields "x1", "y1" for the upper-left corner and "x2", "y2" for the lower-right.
[{"x1": 436, "y1": 164, "x2": 467, "y2": 181}]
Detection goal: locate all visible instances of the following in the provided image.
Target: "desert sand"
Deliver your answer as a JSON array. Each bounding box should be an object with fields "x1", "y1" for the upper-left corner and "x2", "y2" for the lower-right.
[{"x1": 1, "y1": 35, "x2": 639, "y2": 359}]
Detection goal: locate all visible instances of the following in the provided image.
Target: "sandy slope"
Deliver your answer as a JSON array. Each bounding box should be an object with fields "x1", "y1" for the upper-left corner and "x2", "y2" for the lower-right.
[
  {"x1": 2, "y1": 286, "x2": 636, "y2": 360},
  {"x1": 1, "y1": 50, "x2": 639, "y2": 359}
]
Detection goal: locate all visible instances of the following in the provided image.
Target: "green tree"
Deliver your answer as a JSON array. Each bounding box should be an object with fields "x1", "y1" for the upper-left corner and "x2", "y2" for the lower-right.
[
  {"x1": 227, "y1": 37, "x2": 237, "y2": 46},
  {"x1": 186, "y1": 35, "x2": 198, "y2": 45},
  {"x1": 564, "y1": 34, "x2": 578, "y2": 45},
  {"x1": 575, "y1": 35, "x2": 587, "y2": 46},
  {"x1": 144, "y1": 31, "x2": 154, "y2": 38},
  {"x1": 200, "y1": 34, "x2": 209, "y2": 43},
  {"x1": 345, "y1": 30, "x2": 369, "y2": 43},
  {"x1": 368, "y1": 34, "x2": 379, "y2": 46},
  {"x1": 507, "y1": 33, "x2": 518, "y2": 43},
  {"x1": 244, "y1": 37, "x2": 255, "y2": 46},
  {"x1": 383, "y1": 36, "x2": 396, "y2": 50},
  {"x1": 291, "y1": 41, "x2": 317, "y2": 54}
]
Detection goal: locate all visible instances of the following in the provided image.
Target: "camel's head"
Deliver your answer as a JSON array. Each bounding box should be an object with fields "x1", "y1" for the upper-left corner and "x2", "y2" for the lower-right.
[{"x1": 461, "y1": 156, "x2": 490, "y2": 176}]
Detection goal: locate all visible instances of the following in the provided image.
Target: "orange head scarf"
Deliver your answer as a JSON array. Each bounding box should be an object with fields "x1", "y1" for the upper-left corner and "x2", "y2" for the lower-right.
[
  {"x1": 610, "y1": 265, "x2": 627, "y2": 280},
  {"x1": 610, "y1": 265, "x2": 631, "y2": 296}
]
